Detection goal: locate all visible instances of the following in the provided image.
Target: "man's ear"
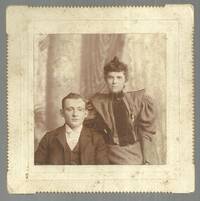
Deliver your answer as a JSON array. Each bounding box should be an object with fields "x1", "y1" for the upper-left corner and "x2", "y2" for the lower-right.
[
  {"x1": 60, "y1": 109, "x2": 64, "y2": 117},
  {"x1": 84, "y1": 110, "x2": 88, "y2": 118}
]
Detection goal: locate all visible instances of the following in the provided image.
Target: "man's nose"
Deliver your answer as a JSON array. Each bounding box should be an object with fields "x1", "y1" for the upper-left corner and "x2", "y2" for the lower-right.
[{"x1": 72, "y1": 110, "x2": 78, "y2": 116}]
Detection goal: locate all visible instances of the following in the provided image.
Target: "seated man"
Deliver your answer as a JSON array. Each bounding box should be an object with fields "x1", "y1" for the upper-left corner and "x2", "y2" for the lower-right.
[
  {"x1": 35, "y1": 93, "x2": 109, "y2": 165},
  {"x1": 86, "y1": 56, "x2": 159, "y2": 165}
]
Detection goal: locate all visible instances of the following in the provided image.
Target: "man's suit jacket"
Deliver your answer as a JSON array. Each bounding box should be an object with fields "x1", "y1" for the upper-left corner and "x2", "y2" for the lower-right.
[
  {"x1": 35, "y1": 125, "x2": 109, "y2": 165},
  {"x1": 88, "y1": 89, "x2": 159, "y2": 165}
]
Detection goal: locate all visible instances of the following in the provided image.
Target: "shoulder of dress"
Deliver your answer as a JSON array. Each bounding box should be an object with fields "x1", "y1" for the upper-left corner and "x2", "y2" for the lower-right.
[
  {"x1": 125, "y1": 89, "x2": 146, "y2": 101},
  {"x1": 125, "y1": 89, "x2": 155, "y2": 107},
  {"x1": 91, "y1": 92, "x2": 109, "y2": 102},
  {"x1": 125, "y1": 89, "x2": 145, "y2": 95}
]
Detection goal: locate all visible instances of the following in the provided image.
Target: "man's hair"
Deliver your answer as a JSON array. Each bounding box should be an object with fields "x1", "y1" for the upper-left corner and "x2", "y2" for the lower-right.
[
  {"x1": 104, "y1": 56, "x2": 129, "y2": 81},
  {"x1": 61, "y1": 93, "x2": 86, "y2": 109}
]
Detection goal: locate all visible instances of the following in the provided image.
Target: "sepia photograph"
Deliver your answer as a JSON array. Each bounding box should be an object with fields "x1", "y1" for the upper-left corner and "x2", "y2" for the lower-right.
[
  {"x1": 34, "y1": 34, "x2": 166, "y2": 165},
  {"x1": 6, "y1": 5, "x2": 194, "y2": 193}
]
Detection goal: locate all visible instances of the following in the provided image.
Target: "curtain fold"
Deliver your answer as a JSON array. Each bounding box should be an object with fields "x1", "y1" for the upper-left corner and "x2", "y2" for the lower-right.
[
  {"x1": 34, "y1": 34, "x2": 166, "y2": 163},
  {"x1": 80, "y1": 34, "x2": 125, "y2": 98}
]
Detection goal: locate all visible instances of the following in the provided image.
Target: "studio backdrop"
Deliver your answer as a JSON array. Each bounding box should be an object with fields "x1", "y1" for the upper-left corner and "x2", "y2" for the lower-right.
[{"x1": 34, "y1": 34, "x2": 166, "y2": 164}]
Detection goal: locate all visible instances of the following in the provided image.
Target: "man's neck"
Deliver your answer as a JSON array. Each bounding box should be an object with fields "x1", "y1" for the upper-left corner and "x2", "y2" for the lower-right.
[{"x1": 65, "y1": 123, "x2": 83, "y2": 132}]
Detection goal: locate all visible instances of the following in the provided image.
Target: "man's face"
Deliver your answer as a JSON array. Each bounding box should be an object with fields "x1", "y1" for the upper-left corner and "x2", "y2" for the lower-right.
[
  {"x1": 105, "y1": 71, "x2": 126, "y2": 93},
  {"x1": 61, "y1": 98, "x2": 87, "y2": 129}
]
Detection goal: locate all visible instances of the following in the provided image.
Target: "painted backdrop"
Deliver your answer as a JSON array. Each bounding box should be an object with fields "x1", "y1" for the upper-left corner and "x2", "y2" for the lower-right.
[{"x1": 34, "y1": 34, "x2": 166, "y2": 164}]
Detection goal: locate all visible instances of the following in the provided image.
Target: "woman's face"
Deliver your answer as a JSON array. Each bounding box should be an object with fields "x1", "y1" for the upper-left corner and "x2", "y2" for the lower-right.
[{"x1": 105, "y1": 71, "x2": 126, "y2": 93}]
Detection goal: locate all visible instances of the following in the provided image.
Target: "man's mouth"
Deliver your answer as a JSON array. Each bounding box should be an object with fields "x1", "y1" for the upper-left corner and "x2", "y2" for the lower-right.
[{"x1": 72, "y1": 119, "x2": 79, "y2": 121}]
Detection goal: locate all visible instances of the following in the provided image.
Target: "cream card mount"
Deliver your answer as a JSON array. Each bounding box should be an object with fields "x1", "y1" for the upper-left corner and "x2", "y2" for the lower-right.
[{"x1": 6, "y1": 5, "x2": 194, "y2": 193}]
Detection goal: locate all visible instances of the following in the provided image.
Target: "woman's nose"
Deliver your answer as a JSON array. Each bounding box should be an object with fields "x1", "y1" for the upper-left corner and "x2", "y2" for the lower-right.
[{"x1": 112, "y1": 78, "x2": 117, "y2": 84}]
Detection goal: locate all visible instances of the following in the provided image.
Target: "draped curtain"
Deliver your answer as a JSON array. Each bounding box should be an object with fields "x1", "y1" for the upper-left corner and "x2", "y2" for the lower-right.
[
  {"x1": 80, "y1": 34, "x2": 125, "y2": 98},
  {"x1": 34, "y1": 34, "x2": 166, "y2": 163}
]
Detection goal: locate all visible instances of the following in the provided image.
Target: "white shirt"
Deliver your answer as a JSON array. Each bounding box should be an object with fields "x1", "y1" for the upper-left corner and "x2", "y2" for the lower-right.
[{"x1": 65, "y1": 124, "x2": 82, "y2": 150}]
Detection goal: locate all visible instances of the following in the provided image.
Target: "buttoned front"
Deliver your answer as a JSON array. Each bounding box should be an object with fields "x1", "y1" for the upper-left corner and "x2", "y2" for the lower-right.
[{"x1": 65, "y1": 142, "x2": 81, "y2": 165}]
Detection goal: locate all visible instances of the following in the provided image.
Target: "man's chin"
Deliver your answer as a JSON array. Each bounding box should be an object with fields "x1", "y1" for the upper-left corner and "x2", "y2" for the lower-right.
[{"x1": 70, "y1": 123, "x2": 82, "y2": 129}]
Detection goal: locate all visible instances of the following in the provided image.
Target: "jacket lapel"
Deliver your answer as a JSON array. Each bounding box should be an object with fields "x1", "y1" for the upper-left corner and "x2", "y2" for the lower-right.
[
  {"x1": 93, "y1": 95, "x2": 113, "y2": 131},
  {"x1": 79, "y1": 126, "x2": 95, "y2": 164},
  {"x1": 79, "y1": 126, "x2": 92, "y2": 151},
  {"x1": 56, "y1": 125, "x2": 67, "y2": 149}
]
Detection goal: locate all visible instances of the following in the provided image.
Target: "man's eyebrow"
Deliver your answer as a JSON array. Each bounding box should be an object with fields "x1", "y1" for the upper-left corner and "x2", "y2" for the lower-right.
[
  {"x1": 64, "y1": 106, "x2": 74, "y2": 109},
  {"x1": 77, "y1": 106, "x2": 85, "y2": 109}
]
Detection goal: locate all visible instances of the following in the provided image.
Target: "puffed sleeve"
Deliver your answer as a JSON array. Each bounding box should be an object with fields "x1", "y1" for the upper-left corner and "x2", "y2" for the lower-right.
[{"x1": 137, "y1": 95, "x2": 159, "y2": 165}]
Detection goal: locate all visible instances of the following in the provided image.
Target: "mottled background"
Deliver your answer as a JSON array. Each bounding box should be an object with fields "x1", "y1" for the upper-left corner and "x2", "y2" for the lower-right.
[{"x1": 34, "y1": 34, "x2": 166, "y2": 164}]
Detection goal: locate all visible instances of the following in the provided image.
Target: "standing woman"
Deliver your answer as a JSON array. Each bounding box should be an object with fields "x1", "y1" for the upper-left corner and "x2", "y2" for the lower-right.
[{"x1": 86, "y1": 56, "x2": 159, "y2": 165}]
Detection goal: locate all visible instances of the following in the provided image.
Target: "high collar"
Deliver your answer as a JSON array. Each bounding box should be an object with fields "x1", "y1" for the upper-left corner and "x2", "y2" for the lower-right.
[{"x1": 110, "y1": 91, "x2": 124, "y2": 100}]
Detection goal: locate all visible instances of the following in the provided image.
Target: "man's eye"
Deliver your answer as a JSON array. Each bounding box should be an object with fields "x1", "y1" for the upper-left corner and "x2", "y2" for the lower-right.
[
  {"x1": 66, "y1": 108, "x2": 73, "y2": 111},
  {"x1": 77, "y1": 108, "x2": 84, "y2": 111}
]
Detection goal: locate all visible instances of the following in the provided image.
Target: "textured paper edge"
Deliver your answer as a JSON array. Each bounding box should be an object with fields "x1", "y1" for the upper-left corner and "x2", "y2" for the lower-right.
[{"x1": 6, "y1": 5, "x2": 194, "y2": 193}]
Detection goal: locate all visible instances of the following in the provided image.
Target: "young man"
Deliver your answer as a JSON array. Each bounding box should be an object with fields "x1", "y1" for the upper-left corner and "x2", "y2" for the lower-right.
[
  {"x1": 35, "y1": 93, "x2": 109, "y2": 165},
  {"x1": 87, "y1": 56, "x2": 159, "y2": 165}
]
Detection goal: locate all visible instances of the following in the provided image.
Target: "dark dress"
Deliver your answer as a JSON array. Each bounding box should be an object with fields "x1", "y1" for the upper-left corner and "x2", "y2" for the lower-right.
[{"x1": 86, "y1": 89, "x2": 159, "y2": 165}]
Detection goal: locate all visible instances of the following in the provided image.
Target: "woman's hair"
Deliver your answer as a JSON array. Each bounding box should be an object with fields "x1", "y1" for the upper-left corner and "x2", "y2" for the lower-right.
[{"x1": 104, "y1": 56, "x2": 129, "y2": 81}]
